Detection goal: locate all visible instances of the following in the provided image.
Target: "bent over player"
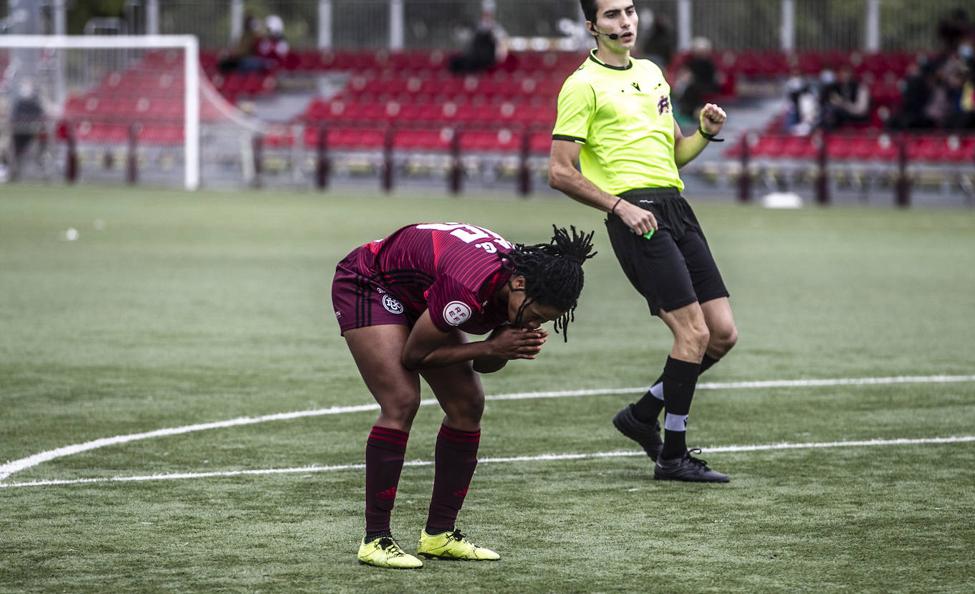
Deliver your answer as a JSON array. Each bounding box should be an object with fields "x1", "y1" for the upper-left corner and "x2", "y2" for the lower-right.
[
  {"x1": 548, "y1": 0, "x2": 738, "y2": 482},
  {"x1": 332, "y1": 223, "x2": 596, "y2": 568}
]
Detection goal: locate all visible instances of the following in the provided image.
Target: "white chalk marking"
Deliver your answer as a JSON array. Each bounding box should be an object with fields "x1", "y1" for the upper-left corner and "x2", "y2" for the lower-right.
[
  {"x1": 2, "y1": 374, "x2": 973, "y2": 482},
  {"x1": 2, "y1": 435, "x2": 972, "y2": 490},
  {"x1": 0, "y1": 403, "x2": 379, "y2": 481}
]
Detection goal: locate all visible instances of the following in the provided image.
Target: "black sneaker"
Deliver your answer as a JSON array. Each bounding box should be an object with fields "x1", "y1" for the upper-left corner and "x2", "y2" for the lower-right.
[
  {"x1": 612, "y1": 404, "x2": 663, "y2": 461},
  {"x1": 654, "y1": 449, "x2": 730, "y2": 483}
]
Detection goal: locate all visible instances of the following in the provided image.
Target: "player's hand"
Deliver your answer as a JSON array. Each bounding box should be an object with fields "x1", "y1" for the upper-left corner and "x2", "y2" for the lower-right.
[
  {"x1": 486, "y1": 326, "x2": 547, "y2": 360},
  {"x1": 700, "y1": 103, "x2": 727, "y2": 135},
  {"x1": 616, "y1": 199, "x2": 658, "y2": 236}
]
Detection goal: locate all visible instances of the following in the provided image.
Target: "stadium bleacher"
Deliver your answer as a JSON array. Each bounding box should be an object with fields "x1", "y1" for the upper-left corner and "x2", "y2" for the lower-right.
[{"x1": 55, "y1": 47, "x2": 974, "y2": 177}]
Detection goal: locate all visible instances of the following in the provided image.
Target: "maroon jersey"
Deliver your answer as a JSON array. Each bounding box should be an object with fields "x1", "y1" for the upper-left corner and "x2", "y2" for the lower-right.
[{"x1": 338, "y1": 223, "x2": 514, "y2": 334}]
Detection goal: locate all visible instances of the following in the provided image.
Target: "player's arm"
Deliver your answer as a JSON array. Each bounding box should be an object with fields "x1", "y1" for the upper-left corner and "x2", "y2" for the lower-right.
[
  {"x1": 674, "y1": 103, "x2": 727, "y2": 168},
  {"x1": 548, "y1": 140, "x2": 617, "y2": 212},
  {"x1": 549, "y1": 140, "x2": 657, "y2": 236},
  {"x1": 401, "y1": 310, "x2": 546, "y2": 371}
]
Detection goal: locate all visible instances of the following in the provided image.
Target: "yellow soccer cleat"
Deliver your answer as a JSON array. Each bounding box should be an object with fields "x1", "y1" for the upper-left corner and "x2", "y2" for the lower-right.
[
  {"x1": 417, "y1": 529, "x2": 500, "y2": 561},
  {"x1": 357, "y1": 536, "x2": 424, "y2": 569}
]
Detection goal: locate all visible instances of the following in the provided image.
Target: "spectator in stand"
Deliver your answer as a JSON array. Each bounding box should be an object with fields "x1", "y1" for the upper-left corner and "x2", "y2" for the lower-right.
[
  {"x1": 640, "y1": 9, "x2": 676, "y2": 68},
  {"x1": 819, "y1": 65, "x2": 870, "y2": 130},
  {"x1": 957, "y1": 38, "x2": 975, "y2": 128},
  {"x1": 888, "y1": 12, "x2": 974, "y2": 131},
  {"x1": 784, "y1": 67, "x2": 819, "y2": 135},
  {"x1": 890, "y1": 60, "x2": 938, "y2": 130},
  {"x1": 673, "y1": 37, "x2": 718, "y2": 122},
  {"x1": 922, "y1": 48, "x2": 968, "y2": 128},
  {"x1": 927, "y1": 67, "x2": 957, "y2": 128},
  {"x1": 218, "y1": 13, "x2": 268, "y2": 74},
  {"x1": 255, "y1": 15, "x2": 290, "y2": 69},
  {"x1": 942, "y1": 38, "x2": 974, "y2": 128},
  {"x1": 937, "y1": 8, "x2": 972, "y2": 54},
  {"x1": 449, "y1": 10, "x2": 509, "y2": 75},
  {"x1": 8, "y1": 80, "x2": 50, "y2": 181},
  {"x1": 959, "y1": 73, "x2": 975, "y2": 128}
]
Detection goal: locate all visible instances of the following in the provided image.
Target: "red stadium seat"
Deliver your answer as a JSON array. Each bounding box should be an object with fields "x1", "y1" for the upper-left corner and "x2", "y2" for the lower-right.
[
  {"x1": 395, "y1": 128, "x2": 452, "y2": 151},
  {"x1": 459, "y1": 129, "x2": 520, "y2": 153},
  {"x1": 530, "y1": 130, "x2": 553, "y2": 154},
  {"x1": 328, "y1": 127, "x2": 387, "y2": 150}
]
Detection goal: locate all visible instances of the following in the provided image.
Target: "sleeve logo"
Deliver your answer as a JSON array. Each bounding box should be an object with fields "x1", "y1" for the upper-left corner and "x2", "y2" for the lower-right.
[
  {"x1": 382, "y1": 294, "x2": 405, "y2": 315},
  {"x1": 443, "y1": 301, "x2": 472, "y2": 326},
  {"x1": 657, "y1": 95, "x2": 671, "y2": 115}
]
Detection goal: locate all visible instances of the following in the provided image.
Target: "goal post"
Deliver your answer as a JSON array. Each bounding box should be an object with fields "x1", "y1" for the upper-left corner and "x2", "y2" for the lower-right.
[{"x1": 0, "y1": 35, "x2": 200, "y2": 189}]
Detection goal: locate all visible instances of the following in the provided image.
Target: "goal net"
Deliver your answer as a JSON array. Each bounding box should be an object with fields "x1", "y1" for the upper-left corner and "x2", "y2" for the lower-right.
[{"x1": 0, "y1": 35, "x2": 268, "y2": 189}]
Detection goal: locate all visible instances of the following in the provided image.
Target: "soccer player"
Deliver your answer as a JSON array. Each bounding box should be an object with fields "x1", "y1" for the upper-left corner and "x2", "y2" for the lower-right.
[
  {"x1": 332, "y1": 223, "x2": 596, "y2": 568},
  {"x1": 548, "y1": 0, "x2": 738, "y2": 482}
]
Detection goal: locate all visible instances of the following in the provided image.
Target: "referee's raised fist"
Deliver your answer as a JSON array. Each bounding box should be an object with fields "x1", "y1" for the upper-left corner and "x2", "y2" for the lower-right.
[{"x1": 700, "y1": 103, "x2": 727, "y2": 134}]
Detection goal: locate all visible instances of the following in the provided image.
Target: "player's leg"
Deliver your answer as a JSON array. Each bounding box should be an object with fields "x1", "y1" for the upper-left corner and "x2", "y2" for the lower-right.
[
  {"x1": 701, "y1": 296, "x2": 738, "y2": 360},
  {"x1": 605, "y1": 219, "x2": 696, "y2": 460},
  {"x1": 652, "y1": 302, "x2": 728, "y2": 482},
  {"x1": 344, "y1": 325, "x2": 424, "y2": 568},
  {"x1": 414, "y1": 331, "x2": 499, "y2": 561},
  {"x1": 656, "y1": 301, "x2": 709, "y2": 458},
  {"x1": 635, "y1": 226, "x2": 736, "y2": 423},
  {"x1": 682, "y1": 221, "x2": 736, "y2": 362}
]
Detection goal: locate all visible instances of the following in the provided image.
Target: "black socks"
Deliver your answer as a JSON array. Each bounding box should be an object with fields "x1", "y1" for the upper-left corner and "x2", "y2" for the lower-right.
[
  {"x1": 632, "y1": 353, "x2": 719, "y2": 423},
  {"x1": 660, "y1": 356, "x2": 701, "y2": 460}
]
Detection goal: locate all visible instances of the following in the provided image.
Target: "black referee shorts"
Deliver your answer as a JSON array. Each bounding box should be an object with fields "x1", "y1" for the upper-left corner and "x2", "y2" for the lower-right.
[{"x1": 605, "y1": 187, "x2": 729, "y2": 316}]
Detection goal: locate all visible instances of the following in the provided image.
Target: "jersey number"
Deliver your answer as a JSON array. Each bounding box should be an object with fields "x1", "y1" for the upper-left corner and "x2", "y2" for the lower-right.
[{"x1": 416, "y1": 223, "x2": 512, "y2": 252}]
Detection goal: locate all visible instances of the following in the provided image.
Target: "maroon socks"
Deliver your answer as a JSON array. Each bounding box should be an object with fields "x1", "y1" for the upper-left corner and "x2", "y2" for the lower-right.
[
  {"x1": 364, "y1": 425, "x2": 409, "y2": 541},
  {"x1": 364, "y1": 423, "x2": 481, "y2": 541},
  {"x1": 425, "y1": 424, "x2": 480, "y2": 535}
]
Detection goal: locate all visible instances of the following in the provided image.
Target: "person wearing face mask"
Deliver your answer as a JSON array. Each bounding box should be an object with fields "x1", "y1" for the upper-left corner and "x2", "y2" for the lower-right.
[
  {"x1": 819, "y1": 66, "x2": 870, "y2": 131},
  {"x1": 949, "y1": 40, "x2": 975, "y2": 129}
]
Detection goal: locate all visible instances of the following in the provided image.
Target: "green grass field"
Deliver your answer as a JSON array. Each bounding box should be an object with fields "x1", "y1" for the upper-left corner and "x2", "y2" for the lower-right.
[{"x1": 1, "y1": 184, "x2": 974, "y2": 593}]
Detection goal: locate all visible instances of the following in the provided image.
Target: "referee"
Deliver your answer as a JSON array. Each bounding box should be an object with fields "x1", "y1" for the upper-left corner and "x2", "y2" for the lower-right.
[{"x1": 549, "y1": 0, "x2": 738, "y2": 482}]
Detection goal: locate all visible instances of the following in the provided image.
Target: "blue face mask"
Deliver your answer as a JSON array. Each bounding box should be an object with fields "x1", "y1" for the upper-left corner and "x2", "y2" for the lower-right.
[{"x1": 960, "y1": 44, "x2": 973, "y2": 59}]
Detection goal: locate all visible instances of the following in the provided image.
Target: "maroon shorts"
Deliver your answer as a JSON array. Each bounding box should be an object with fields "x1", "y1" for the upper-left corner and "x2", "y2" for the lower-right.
[{"x1": 331, "y1": 248, "x2": 413, "y2": 335}]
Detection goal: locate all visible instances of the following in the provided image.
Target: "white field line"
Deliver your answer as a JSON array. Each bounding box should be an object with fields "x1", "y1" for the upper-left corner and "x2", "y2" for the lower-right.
[
  {"x1": 2, "y1": 435, "x2": 973, "y2": 490},
  {"x1": 1, "y1": 374, "x2": 974, "y2": 482}
]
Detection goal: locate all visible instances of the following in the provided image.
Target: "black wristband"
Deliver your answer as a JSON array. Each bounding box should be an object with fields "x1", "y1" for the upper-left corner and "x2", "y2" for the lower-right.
[
  {"x1": 611, "y1": 197, "x2": 622, "y2": 215},
  {"x1": 698, "y1": 125, "x2": 725, "y2": 142}
]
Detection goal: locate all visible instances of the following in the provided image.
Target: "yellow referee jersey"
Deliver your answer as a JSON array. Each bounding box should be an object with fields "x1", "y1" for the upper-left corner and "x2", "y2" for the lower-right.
[{"x1": 552, "y1": 49, "x2": 683, "y2": 194}]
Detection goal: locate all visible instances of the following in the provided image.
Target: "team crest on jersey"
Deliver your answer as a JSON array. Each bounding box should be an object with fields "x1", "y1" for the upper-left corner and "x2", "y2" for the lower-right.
[
  {"x1": 382, "y1": 294, "x2": 404, "y2": 315},
  {"x1": 657, "y1": 95, "x2": 671, "y2": 115},
  {"x1": 443, "y1": 301, "x2": 472, "y2": 326}
]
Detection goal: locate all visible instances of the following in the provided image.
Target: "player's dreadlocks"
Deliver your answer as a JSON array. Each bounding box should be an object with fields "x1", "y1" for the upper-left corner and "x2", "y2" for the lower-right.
[{"x1": 503, "y1": 225, "x2": 597, "y2": 341}]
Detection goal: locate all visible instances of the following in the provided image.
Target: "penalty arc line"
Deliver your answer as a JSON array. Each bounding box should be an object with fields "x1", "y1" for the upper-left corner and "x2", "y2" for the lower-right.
[
  {"x1": 1, "y1": 373, "x2": 974, "y2": 482},
  {"x1": 2, "y1": 435, "x2": 974, "y2": 490}
]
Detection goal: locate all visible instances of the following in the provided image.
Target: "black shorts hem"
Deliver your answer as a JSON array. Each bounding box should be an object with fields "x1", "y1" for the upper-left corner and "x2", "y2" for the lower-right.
[
  {"x1": 697, "y1": 291, "x2": 731, "y2": 307},
  {"x1": 650, "y1": 291, "x2": 731, "y2": 316},
  {"x1": 651, "y1": 295, "x2": 699, "y2": 316}
]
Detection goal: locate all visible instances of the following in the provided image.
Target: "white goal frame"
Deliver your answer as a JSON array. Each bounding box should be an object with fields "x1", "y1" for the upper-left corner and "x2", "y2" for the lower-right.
[{"x1": 0, "y1": 35, "x2": 200, "y2": 190}]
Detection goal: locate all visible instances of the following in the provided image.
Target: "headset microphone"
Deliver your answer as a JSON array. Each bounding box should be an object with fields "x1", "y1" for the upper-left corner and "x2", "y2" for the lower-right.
[{"x1": 590, "y1": 25, "x2": 620, "y2": 40}]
